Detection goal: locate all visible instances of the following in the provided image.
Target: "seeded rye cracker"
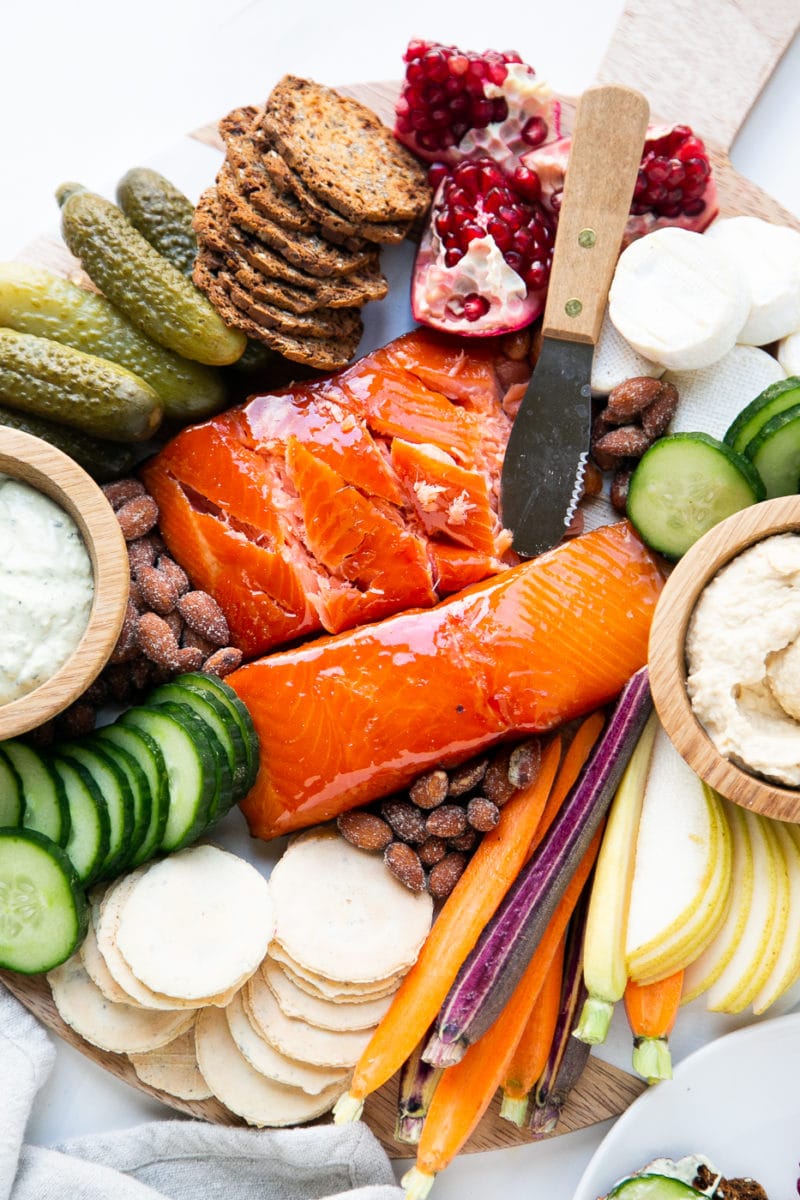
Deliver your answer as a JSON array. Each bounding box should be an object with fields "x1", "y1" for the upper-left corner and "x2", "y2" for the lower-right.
[
  {"x1": 225, "y1": 277, "x2": 363, "y2": 342},
  {"x1": 262, "y1": 75, "x2": 430, "y2": 224},
  {"x1": 216, "y1": 165, "x2": 372, "y2": 279}
]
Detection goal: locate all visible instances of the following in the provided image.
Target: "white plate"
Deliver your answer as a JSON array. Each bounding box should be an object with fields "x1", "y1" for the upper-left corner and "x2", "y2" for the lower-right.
[{"x1": 573, "y1": 1012, "x2": 800, "y2": 1200}]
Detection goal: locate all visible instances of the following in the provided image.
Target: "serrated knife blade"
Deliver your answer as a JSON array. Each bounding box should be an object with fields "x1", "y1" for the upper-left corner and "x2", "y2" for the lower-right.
[{"x1": 500, "y1": 84, "x2": 650, "y2": 558}]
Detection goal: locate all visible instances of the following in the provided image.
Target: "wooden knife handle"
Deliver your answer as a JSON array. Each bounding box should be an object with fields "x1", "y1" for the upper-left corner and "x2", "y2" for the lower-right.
[{"x1": 542, "y1": 84, "x2": 649, "y2": 346}]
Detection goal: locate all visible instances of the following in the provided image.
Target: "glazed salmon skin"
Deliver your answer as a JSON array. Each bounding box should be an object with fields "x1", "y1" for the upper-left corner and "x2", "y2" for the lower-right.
[
  {"x1": 142, "y1": 329, "x2": 521, "y2": 657},
  {"x1": 230, "y1": 520, "x2": 664, "y2": 840}
]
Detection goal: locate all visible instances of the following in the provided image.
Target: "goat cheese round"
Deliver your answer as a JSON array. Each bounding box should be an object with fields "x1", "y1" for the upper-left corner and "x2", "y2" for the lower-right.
[
  {"x1": 705, "y1": 215, "x2": 800, "y2": 345},
  {"x1": 0, "y1": 475, "x2": 94, "y2": 705},
  {"x1": 609, "y1": 227, "x2": 749, "y2": 370},
  {"x1": 686, "y1": 533, "x2": 800, "y2": 785}
]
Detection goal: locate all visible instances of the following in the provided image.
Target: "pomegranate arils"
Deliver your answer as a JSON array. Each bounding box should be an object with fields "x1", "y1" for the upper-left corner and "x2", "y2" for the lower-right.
[
  {"x1": 636, "y1": 126, "x2": 713, "y2": 219},
  {"x1": 462, "y1": 293, "x2": 491, "y2": 321},
  {"x1": 521, "y1": 116, "x2": 548, "y2": 147}
]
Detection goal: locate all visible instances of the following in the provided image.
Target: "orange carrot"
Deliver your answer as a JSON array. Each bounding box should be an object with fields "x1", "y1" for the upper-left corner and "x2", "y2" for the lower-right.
[
  {"x1": 402, "y1": 825, "x2": 604, "y2": 1200},
  {"x1": 499, "y1": 931, "x2": 567, "y2": 1127},
  {"x1": 527, "y1": 711, "x2": 606, "y2": 859},
  {"x1": 332, "y1": 737, "x2": 562, "y2": 1121},
  {"x1": 624, "y1": 970, "x2": 684, "y2": 1084}
]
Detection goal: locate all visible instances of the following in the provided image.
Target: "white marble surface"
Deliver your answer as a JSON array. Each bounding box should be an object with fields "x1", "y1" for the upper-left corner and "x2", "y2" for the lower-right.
[{"x1": 3, "y1": 2, "x2": 800, "y2": 1196}]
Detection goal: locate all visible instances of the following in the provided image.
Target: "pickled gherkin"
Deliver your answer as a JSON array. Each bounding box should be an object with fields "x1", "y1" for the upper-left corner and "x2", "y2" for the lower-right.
[
  {"x1": 58, "y1": 187, "x2": 246, "y2": 366},
  {"x1": 0, "y1": 263, "x2": 226, "y2": 421},
  {"x1": 116, "y1": 167, "x2": 198, "y2": 277}
]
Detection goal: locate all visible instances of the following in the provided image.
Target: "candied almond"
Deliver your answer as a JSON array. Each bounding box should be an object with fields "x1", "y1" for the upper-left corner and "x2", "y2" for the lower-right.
[
  {"x1": 182, "y1": 627, "x2": 216, "y2": 656},
  {"x1": 467, "y1": 796, "x2": 500, "y2": 832},
  {"x1": 450, "y1": 828, "x2": 477, "y2": 852},
  {"x1": 447, "y1": 756, "x2": 489, "y2": 797},
  {"x1": 605, "y1": 376, "x2": 666, "y2": 423},
  {"x1": 164, "y1": 610, "x2": 185, "y2": 641},
  {"x1": 106, "y1": 663, "x2": 137, "y2": 703},
  {"x1": 116, "y1": 494, "x2": 159, "y2": 541},
  {"x1": 102, "y1": 478, "x2": 146, "y2": 510},
  {"x1": 56, "y1": 701, "x2": 96, "y2": 738},
  {"x1": 137, "y1": 565, "x2": 180, "y2": 616},
  {"x1": 128, "y1": 535, "x2": 160, "y2": 575},
  {"x1": 381, "y1": 798, "x2": 427, "y2": 845},
  {"x1": 484, "y1": 750, "x2": 517, "y2": 806},
  {"x1": 508, "y1": 739, "x2": 541, "y2": 789},
  {"x1": 157, "y1": 554, "x2": 190, "y2": 597},
  {"x1": 611, "y1": 467, "x2": 634, "y2": 514},
  {"x1": 384, "y1": 842, "x2": 426, "y2": 892},
  {"x1": 338, "y1": 810, "x2": 393, "y2": 852},
  {"x1": 409, "y1": 769, "x2": 449, "y2": 810},
  {"x1": 418, "y1": 835, "x2": 448, "y2": 867},
  {"x1": 641, "y1": 382, "x2": 679, "y2": 440},
  {"x1": 137, "y1": 612, "x2": 182, "y2": 670},
  {"x1": 202, "y1": 646, "x2": 243, "y2": 677},
  {"x1": 429, "y1": 852, "x2": 468, "y2": 900},
  {"x1": 110, "y1": 600, "x2": 141, "y2": 665},
  {"x1": 425, "y1": 804, "x2": 468, "y2": 840},
  {"x1": 500, "y1": 328, "x2": 531, "y2": 361},
  {"x1": 178, "y1": 591, "x2": 230, "y2": 645},
  {"x1": 593, "y1": 426, "x2": 651, "y2": 462},
  {"x1": 175, "y1": 646, "x2": 206, "y2": 672},
  {"x1": 582, "y1": 460, "x2": 604, "y2": 497}
]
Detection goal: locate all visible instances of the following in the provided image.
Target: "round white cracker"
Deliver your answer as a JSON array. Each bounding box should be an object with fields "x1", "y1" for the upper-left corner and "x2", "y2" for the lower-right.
[
  {"x1": 129, "y1": 1025, "x2": 212, "y2": 1100},
  {"x1": 225, "y1": 991, "x2": 348, "y2": 1094},
  {"x1": 81, "y1": 912, "x2": 144, "y2": 1007},
  {"x1": 244, "y1": 968, "x2": 374, "y2": 1068},
  {"x1": 48, "y1": 955, "x2": 195, "y2": 1055},
  {"x1": 270, "y1": 829, "x2": 432, "y2": 983},
  {"x1": 116, "y1": 845, "x2": 274, "y2": 1000},
  {"x1": 262, "y1": 959, "x2": 393, "y2": 1031},
  {"x1": 96, "y1": 873, "x2": 241, "y2": 1010},
  {"x1": 268, "y1": 941, "x2": 403, "y2": 1001},
  {"x1": 194, "y1": 1005, "x2": 345, "y2": 1126}
]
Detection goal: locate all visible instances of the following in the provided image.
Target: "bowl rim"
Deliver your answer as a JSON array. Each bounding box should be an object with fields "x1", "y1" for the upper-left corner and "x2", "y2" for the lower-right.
[
  {"x1": 648, "y1": 494, "x2": 800, "y2": 823},
  {"x1": 0, "y1": 427, "x2": 129, "y2": 740}
]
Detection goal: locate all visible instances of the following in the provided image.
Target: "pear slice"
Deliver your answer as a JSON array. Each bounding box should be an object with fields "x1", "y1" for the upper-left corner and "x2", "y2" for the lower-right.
[
  {"x1": 705, "y1": 810, "x2": 787, "y2": 1014},
  {"x1": 752, "y1": 819, "x2": 800, "y2": 1014},
  {"x1": 682, "y1": 800, "x2": 753, "y2": 1004},
  {"x1": 625, "y1": 728, "x2": 732, "y2": 983}
]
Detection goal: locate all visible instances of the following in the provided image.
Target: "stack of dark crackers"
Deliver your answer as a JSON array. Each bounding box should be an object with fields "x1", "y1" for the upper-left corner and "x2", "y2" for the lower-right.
[{"x1": 193, "y1": 75, "x2": 431, "y2": 370}]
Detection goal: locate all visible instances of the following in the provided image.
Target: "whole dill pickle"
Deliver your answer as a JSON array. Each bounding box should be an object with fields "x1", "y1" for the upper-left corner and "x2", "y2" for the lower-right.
[
  {"x1": 58, "y1": 187, "x2": 246, "y2": 367},
  {"x1": 0, "y1": 404, "x2": 139, "y2": 480},
  {"x1": 0, "y1": 263, "x2": 226, "y2": 421},
  {"x1": 116, "y1": 167, "x2": 198, "y2": 277}
]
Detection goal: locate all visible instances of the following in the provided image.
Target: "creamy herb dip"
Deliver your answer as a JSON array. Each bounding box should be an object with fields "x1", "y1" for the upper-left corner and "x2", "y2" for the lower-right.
[
  {"x1": 686, "y1": 533, "x2": 800, "y2": 785},
  {"x1": 0, "y1": 474, "x2": 94, "y2": 705}
]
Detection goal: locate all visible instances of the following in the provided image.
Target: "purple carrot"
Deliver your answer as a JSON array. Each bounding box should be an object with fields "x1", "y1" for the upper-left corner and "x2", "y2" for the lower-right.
[
  {"x1": 423, "y1": 666, "x2": 652, "y2": 1067},
  {"x1": 395, "y1": 1033, "x2": 443, "y2": 1144}
]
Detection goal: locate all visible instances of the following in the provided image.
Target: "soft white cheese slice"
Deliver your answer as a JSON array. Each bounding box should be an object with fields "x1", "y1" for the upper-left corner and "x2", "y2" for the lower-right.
[
  {"x1": 778, "y1": 329, "x2": 800, "y2": 377},
  {"x1": 666, "y1": 344, "x2": 785, "y2": 440},
  {"x1": 705, "y1": 215, "x2": 800, "y2": 345},
  {"x1": 609, "y1": 227, "x2": 749, "y2": 370},
  {"x1": 591, "y1": 306, "x2": 664, "y2": 395}
]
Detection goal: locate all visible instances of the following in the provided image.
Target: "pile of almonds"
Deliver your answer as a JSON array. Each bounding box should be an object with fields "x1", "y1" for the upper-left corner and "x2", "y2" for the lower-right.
[
  {"x1": 337, "y1": 738, "x2": 541, "y2": 898},
  {"x1": 591, "y1": 376, "x2": 679, "y2": 512},
  {"x1": 35, "y1": 479, "x2": 243, "y2": 743}
]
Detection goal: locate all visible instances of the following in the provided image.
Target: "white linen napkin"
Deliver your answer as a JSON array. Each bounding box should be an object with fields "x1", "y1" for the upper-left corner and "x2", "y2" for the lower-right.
[{"x1": 0, "y1": 983, "x2": 402, "y2": 1200}]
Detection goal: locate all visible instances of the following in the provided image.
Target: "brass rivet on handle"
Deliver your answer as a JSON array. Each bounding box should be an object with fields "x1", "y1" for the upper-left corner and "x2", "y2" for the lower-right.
[
  {"x1": 578, "y1": 228, "x2": 596, "y2": 248},
  {"x1": 565, "y1": 298, "x2": 583, "y2": 317}
]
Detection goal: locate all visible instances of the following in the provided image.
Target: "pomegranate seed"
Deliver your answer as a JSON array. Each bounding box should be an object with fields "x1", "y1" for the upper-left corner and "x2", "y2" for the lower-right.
[
  {"x1": 525, "y1": 261, "x2": 548, "y2": 289},
  {"x1": 455, "y1": 161, "x2": 481, "y2": 196},
  {"x1": 511, "y1": 165, "x2": 541, "y2": 202},
  {"x1": 659, "y1": 202, "x2": 682, "y2": 218},
  {"x1": 683, "y1": 198, "x2": 706, "y2": 216},
  {"x1": 428, "y1": 162, "x2": 449, "y2": 189},
  {"x1": 502, "y1": 50, "x2": 523, "y2": 64},
  {"x1": 646, "y1": 161, "x2": 670, "y2": 185},
  {"x1": 676, "y1": 137, "x2": 705, "y2": 161},
  {"x1": 487, "y1": 62, "x2": 507, "y2": 86},
  {"x1": 550, "y1": 189, "x2": 563, "y2": 212},
  {"x1": 665, "y1": 159, "x2": 685, "y2": 187},
  {"x1": 487, "y1": 218, "x2": 513, "y2": 252},
  {"x1": 463, "y1": 293, "x2": 491, "y2": 321},
  {"x1": 498, "y1": 205, "x2": 523, "y2": 230},
  {"x1": 444, "y1": 247, "x2": 463, "y2": 267},
  {"x1": 479, "y1": 162, "x2": 505, "y2": 192},
  {"x1": 483, "y1": 187, "x2": 506, "y2": 215},
  {"x1": 448, "y1": 53, "x2": 469, "y2": 76},
  {"x1": 521, "y1": 116, "x2": 548, "y2": 147},
  {"x1": 505, "y1": 250, "x2": 523, "y2": 273},
  {"x1": 513, "y1": 227, "x2": 535, "y2": 256}
]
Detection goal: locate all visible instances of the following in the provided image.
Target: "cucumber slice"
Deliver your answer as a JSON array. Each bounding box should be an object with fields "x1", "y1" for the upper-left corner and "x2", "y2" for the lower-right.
[
  {"x1": 725, "y1": 376, "x2": 800, "y2": 455},
  {"x1": 627, "y1": 432, "x2": 764, "y2": 559},
  {"x1": 59, "y1": 742, "x2": 134, "y2": 879},
  {"x1": 177, "y1": 672, "x2": 259, "y2": 795},
  {"x1": 50, "y1": 756, "x2": 110, "y2": 885},
  {"x1": 2, "y1": 741, "x2": 70, "y2": 846},
  {"x1": 0, "y1": 828, "x2": 88, "y2": 973},
  {"x1": 84, "y1": 736, "x2": 152, "y2": 867},
  {"x1": 94, "y1": 724, "x2": 168, "y2": 866},
  {"x1": 744, "y1": 402, "x2": 800, "y2": 498},
  {"x1": 607, "y1": 1176, "x2": 705, "y2": 1199},
  {"x1": 118, "y1": 703, "x2": 218, "y2": 852},
  {"x1": 0, "y1": 747, "x2": 24, "y2": 826},
  {"x1": 148, "y1": 681, "x2": 240, "y2": 814}
]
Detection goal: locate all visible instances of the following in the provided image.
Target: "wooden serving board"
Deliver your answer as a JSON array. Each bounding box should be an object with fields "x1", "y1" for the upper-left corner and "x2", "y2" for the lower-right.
[{"x1": 3, "y1": 0, "x2": 800, "y2": 1159}]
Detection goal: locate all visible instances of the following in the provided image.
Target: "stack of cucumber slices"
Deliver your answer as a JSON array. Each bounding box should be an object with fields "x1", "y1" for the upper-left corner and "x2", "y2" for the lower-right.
[
  {"x1": 628, "y1": 376, "x2": 800, "y2": 559},
  {"x1": 0, "y1": 672, "x2": 258, "y2": 975}
]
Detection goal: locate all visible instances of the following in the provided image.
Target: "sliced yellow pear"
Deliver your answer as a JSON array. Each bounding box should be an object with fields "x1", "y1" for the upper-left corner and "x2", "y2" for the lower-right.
[
  {"x1": 706, "y1": 810, "x2": 787, "y2": 1014},
  {"x1": 625, "y1": 727, "x2": 731, "y2": 983},
  {"x1": 681, "y1": 800, "x2": 753, "y2": 1004},
  {"x1": 752, "y1": 819, "x2": 800, "y2": 1014}
]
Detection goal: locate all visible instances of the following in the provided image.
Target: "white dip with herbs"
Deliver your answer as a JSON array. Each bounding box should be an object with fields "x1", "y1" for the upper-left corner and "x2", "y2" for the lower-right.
[
  {"x1": 686, "y1": 532, "x2": 800, "y2": 786},
  {"x1": 0, "y1": 474, "x2": 94, "y2": 705}
]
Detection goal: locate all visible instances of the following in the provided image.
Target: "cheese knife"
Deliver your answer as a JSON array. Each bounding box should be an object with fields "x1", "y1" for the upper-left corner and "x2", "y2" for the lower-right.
[{"x1": 500, "y1": 84, "x2": 650, "y2": 556}]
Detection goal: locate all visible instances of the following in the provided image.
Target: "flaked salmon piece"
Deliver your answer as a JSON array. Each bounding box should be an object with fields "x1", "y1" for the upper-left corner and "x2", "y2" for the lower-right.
[
  {"x1": 376, "y1": 328, "x2": 506, "y2": 409},
  {"x1": 390, "y1": 438, "x2": 498, "y2": 554},
  {"x1": 428, "y1": 543, "x2": 506, "y2": 593},
  {"x1": 243, "y1": 388, "x2": 406, "y2": 507},
  {"x1": 232, "y1": 522, "x2": 665, "y2": 839}
]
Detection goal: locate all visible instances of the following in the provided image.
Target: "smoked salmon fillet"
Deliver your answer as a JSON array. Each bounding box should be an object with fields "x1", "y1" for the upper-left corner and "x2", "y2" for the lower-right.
[
  {"x1": 142, "y1": 329, "x2": 521, "y2": 656},
  {"x1": 230, "y1": 521, "x2": 664, "y2": 840}
]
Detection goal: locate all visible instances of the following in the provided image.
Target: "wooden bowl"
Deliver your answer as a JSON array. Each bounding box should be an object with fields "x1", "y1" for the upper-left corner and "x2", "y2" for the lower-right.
[
  {"x1": 0, "y1": 428, "x2": 129, "y2": 740},
  {"x1": 649, "y1": 495, "x2": 800, "y2": 822}
]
